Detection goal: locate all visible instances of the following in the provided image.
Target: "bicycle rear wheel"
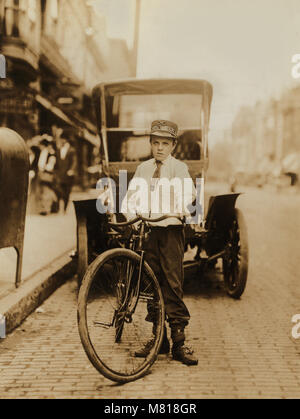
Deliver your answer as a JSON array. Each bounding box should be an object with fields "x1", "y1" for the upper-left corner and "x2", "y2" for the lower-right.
[{"x1": 77, "y1": 248, "x2": 165, "y2": 383}]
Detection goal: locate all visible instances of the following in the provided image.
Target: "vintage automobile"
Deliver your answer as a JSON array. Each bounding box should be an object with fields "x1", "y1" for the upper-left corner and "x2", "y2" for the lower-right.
[{"x1": 73, "y1": 78, "x2": 248, "y2": 299}]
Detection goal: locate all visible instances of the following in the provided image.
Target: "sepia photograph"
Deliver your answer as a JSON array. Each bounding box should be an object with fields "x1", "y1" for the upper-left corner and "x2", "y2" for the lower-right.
[{"x1": 0, "y1": 0, "x2": 300, "y2": 403}]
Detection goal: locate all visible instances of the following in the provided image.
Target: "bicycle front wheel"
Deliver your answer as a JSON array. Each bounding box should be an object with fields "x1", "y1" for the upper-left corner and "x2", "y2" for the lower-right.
[{"x1": 77, "y1": 248, "x2": 165, "y2": 383}]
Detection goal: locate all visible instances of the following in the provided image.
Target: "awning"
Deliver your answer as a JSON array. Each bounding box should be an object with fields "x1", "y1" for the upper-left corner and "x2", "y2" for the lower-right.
[
  {"x1": 36, "y1": 94, "x2": 75, "y2": 126},
  {"x1": 36, "y1": 94, "x2": 100, "y2": 147},
  {"x1": 81, "y1": 128, "x2": 100, "y2": 147}
]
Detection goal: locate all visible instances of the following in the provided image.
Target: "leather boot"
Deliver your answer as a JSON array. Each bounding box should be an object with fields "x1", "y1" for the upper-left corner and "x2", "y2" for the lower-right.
[
  {"x1": 171, "y1": 325, "x2": 198, "y2": 366},
  {"x1": 134, "y1": 324, "x2": 170, "y2": 358}
]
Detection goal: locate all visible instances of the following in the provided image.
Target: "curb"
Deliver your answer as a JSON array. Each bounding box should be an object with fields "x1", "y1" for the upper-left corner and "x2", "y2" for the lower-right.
[{"x1": 0, "y1": 252, "x2": 76, "y2": 335}]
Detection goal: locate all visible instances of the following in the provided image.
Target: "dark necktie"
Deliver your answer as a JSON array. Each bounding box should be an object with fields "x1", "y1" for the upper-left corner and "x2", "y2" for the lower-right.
[
  {"x1": 153, "y1": 160, "x2": 162, "y2": 178},
  {"x1": 151, "y1": 161, "x2": 162, "y2": 192}
]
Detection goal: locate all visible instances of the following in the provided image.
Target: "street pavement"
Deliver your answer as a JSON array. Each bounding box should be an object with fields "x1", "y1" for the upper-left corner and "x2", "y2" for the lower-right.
[{"x1": 0, "y1": 184, "x2": 300, "y2": 399}]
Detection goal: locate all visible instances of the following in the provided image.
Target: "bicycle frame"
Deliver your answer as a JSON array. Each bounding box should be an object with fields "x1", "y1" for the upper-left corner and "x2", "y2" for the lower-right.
[
  {"x1": 92, "y1": 250, "x2": 144, "y2": 330},
  {"x1": 108, "y1": 221, "x2": 147, "y2": 326},
  {"x1": 107, "y1": 214, "x2": 182, "y2": 327}
]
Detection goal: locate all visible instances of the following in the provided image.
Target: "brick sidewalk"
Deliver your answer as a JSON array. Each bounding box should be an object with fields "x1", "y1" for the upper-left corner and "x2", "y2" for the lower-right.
[
  {"x1": 0, "y1": 191, "x2": 87, "y2": 334},
  {"x1": 0, "y1": 190, "x2": 86, "y2": 298}
]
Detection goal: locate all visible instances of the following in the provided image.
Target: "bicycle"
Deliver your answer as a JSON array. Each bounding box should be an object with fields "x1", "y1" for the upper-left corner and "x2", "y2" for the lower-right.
[{"x1": 77, "y1": 213, "x2": 183, "y2": 383}]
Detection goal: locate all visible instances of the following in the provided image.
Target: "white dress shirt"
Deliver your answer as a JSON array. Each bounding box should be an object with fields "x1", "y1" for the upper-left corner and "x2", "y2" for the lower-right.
[
  {"x1": 121, "y1": 155, "x2": 196, "y2": 227},
  {"x1": 38, "y1": 148, "x2": 49, "y2": 171},
  {"x1": 60, "y1": 142, "x2": 70, "y2": 160}
]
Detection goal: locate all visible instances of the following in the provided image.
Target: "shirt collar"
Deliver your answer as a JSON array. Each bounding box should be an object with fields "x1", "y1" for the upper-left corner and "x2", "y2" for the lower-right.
[{"x1": 153, "y1": 154, "x2": 172, "y2": 166}]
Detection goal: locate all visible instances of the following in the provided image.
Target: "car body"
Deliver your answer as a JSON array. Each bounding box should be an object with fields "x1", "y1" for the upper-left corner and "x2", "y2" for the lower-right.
[{"x1": 74, "y1": 78, "x2": 248, "y2": 298}]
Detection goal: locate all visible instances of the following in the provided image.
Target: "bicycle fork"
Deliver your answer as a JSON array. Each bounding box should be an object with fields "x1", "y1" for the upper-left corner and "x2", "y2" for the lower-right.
[{"x1": 94, "y1": 251, "x2": 145, "y2": 330}]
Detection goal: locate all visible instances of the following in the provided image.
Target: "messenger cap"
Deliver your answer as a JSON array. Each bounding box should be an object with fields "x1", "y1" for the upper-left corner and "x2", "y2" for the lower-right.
[{"x1": 151, "y1": 120, "x2": 178, "y2": 139}]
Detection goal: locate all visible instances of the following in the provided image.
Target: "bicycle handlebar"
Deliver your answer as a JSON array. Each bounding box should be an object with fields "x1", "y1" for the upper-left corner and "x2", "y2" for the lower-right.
[{"x1": 108, "y1": 214, "x2": 183, "y2": 228}]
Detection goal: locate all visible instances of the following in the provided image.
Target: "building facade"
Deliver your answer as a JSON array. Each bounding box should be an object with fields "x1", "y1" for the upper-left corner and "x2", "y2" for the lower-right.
[
  {"x1": 280, "y1": 85, "x2": 300, "y2": 157},
  {"x1": 0, "y1": 0, "x2": 134, "y2": 187},
  {"x1": 230, "y1": 84, "x2": 300, "y2": 180}
]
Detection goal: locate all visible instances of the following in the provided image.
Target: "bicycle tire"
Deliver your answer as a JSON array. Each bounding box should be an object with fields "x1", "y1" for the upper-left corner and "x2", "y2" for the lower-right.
[{"x1": 78, "y1": 248, "x2": 165, "y2": 383}]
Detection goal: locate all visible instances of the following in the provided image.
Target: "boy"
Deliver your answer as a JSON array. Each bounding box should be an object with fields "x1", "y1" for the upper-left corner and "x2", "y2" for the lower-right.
[{"x1": 122, "y1": 120, "x2": 198, "y2": 365}]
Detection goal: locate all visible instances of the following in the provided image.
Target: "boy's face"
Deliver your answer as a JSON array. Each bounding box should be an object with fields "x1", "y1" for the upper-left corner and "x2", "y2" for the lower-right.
[{"x1": 150, "y1": 136, "x2": 176, "y2": 162}]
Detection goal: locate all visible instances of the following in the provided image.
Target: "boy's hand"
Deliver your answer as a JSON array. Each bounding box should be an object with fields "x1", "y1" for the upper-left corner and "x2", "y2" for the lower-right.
[{"x1": 130, "y1": 223, "x2": 140, "y2": 234}]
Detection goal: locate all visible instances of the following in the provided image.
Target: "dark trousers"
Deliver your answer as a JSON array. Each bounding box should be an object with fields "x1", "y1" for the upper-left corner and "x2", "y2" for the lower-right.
[
  {"x1": 285, "y1": 172, "x2": 298, "y2": 186},
  {"x1": 145, "y1": 226, "x2": 190, "y2": 327},
  {"x1": 58, "y1": 178, "x2": 74, "y2": 211}
]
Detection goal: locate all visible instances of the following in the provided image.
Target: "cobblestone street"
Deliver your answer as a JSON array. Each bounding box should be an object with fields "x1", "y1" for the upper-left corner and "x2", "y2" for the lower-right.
[{"x1": 1, "y1": 186, "x2": 300, "y2": 399}]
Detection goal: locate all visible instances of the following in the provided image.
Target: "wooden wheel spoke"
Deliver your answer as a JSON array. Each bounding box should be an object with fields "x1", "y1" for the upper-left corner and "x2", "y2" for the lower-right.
[{"x1": 223, "y1": 209, "x2": 248, "y2": 299}]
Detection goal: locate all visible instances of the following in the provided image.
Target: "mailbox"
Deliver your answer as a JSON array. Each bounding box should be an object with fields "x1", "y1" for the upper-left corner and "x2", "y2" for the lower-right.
[{"x1": 0, "y1": 128, "x2": 29, "y2": 287}]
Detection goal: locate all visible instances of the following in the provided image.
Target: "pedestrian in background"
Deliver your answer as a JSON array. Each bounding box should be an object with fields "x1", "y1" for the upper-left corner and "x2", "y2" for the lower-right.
[
  {"x1": 28, "y1": 137, "x2": 41, "y2": 192},
  {"x1": 282, "y1": 152, "x2": 299, "y2": 187},
  {"x1": 56, "y1": 134, "x2": 77, "y2": 213},
  {"x1": 27, "y1": 136, "x2": 42, "y2": 214},
  {"x1": 36, "y1": 136, "x2": 59, "y2": 216}
]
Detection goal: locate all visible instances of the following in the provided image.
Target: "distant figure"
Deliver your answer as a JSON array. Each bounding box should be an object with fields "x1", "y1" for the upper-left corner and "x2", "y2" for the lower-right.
[
  {"x1": 229, "y1": 174, "x2": 237, "y2": 193},
  {"x1": 28, "y1": 143, "x2": 41, "y2": 202},
  {"x1": 282, "y1": 153, "x2": 299, "y2": 187},
  {"x1": 36, "y1": 137, "x2": 59, "y2": 215},
  {"x1": 56, "y1": 136, "x2": 77, "y2": 212}
]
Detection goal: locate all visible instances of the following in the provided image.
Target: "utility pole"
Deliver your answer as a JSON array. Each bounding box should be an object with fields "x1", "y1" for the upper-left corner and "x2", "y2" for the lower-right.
[{"x1": 133, "y1": 0, "x2": 141, "y2": 77}]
